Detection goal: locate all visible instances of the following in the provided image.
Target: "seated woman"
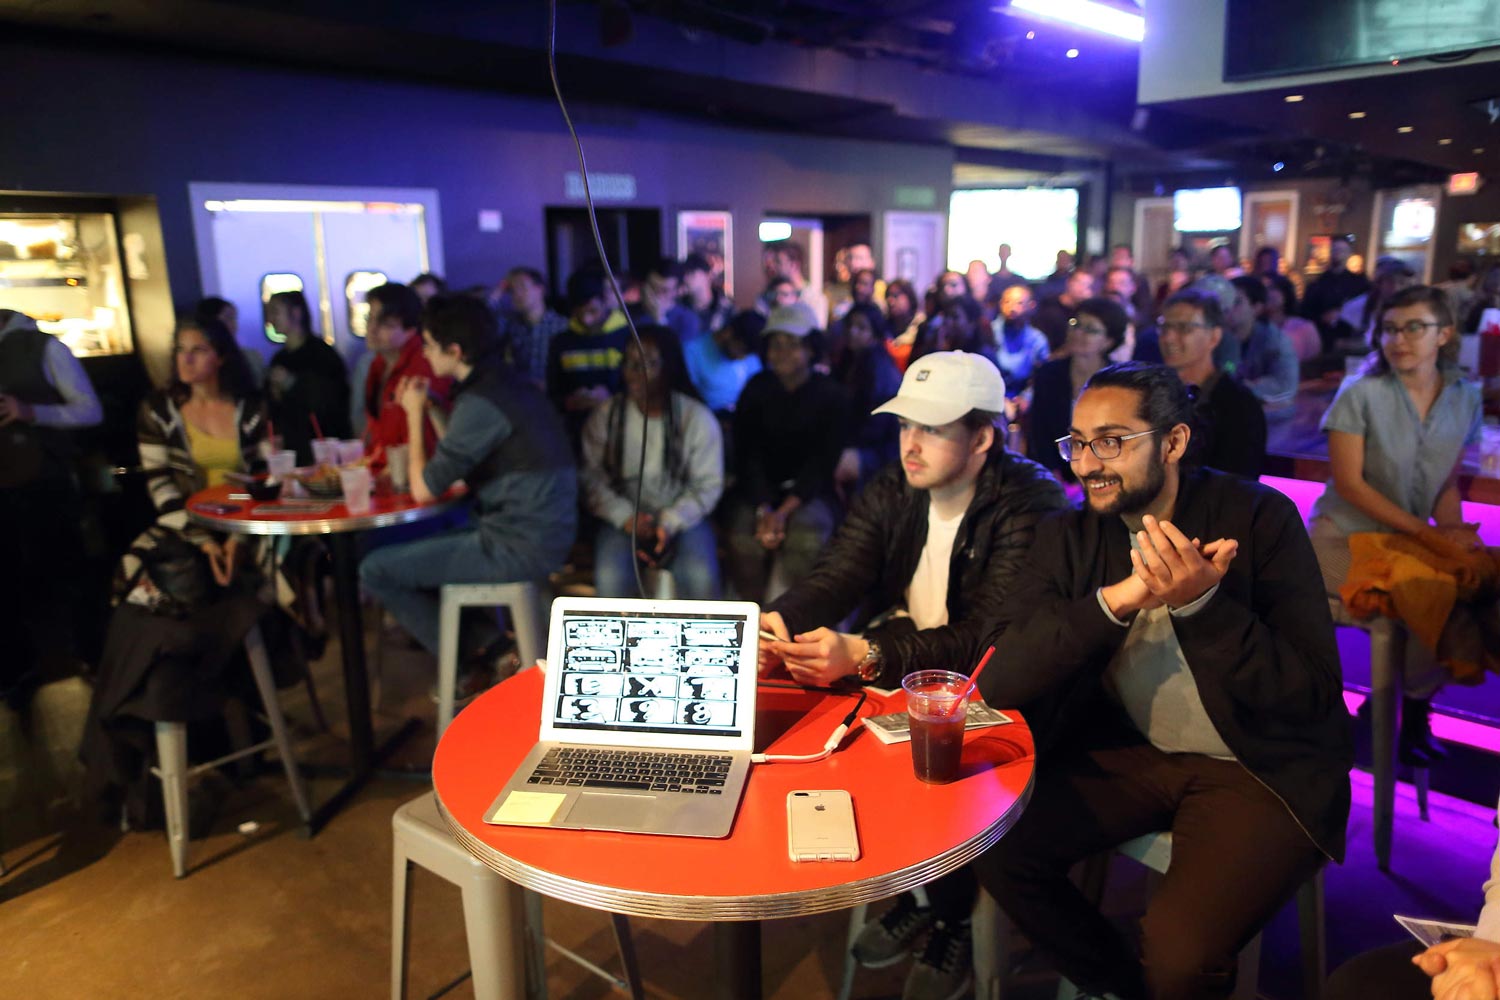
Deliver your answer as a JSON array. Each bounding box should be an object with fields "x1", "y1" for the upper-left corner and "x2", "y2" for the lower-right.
[
  {"x1": 581, "y1": 326, "x2": 725, "y2": 600},
  {"x1": 84, "y1": 316, "x2": 271, "y2": 828},
  {"x1": 883, "y1": 278, "x2": 923, "y2": 372},
  {"x1": 1309, "y1": 285, "x2": 1487, "y2": 764},
  {"x1": 1024, "y1": 297, "x2": 1130, "y2": 480},
  {"x1": 832, "y1": 302, "x2": 902, "y2": 500}
]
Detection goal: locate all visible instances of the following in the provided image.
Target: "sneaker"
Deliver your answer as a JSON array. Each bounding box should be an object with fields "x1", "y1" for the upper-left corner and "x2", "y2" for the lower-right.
[
  {"x1": 903, "y1": 918, "x2": 973, "y2": 1000},
  {"x1": 851, "y1": 894, "x2": 935, "y2": 969}
]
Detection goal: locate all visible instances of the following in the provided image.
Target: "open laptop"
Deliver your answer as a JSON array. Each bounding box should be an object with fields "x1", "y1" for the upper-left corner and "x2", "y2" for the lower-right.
[{"x1": 483, "y1": 596, "x2": 760, "y2": 838}]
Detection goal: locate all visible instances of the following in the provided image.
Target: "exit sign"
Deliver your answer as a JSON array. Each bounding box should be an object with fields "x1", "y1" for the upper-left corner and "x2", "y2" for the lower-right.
[{"x1": 1448, "y1": 172, "x2": 1483, "y2": 196}]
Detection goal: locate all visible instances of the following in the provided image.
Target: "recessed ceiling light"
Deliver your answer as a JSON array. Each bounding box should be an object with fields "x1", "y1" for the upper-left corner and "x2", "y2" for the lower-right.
[
  {"x1": 1348, "y1": 111, "x2": 1367, "y2": 119},
  {"x1": 1284, "y1": 95, "x2": 1304, "y2": 103},
  {"x1": 1439, "y1": 138, "x2": 1453, "y2": 145},
  {"x1": 1477, "y1": 148, "x2": 1487, "y2": 154},
  {"x1": 1065, "y1": 48, "x2": 1080, "y2": 58},
  {"x1": 1026, "y1": 30, "x2": 1036, "y2": 40},
  {"x1": 1397, "y1": 126, "x2": 1414, "y2": 133}
]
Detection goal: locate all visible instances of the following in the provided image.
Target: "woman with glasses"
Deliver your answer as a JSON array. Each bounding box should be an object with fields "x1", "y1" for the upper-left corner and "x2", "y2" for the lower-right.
[
  {"x1": 1025, "y1": 297, "x2": 1130, "y2": 480},
  {"x1": 1309, "y1": 284, "x2": 1487, "y2": 765},
  {"x1": 580, "y1": 325, "x2": 725, "y2": 599}
]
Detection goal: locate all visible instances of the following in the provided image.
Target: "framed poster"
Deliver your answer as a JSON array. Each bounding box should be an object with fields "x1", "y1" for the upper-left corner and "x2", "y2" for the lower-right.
[{"x1": 676, "y1": 210, "x2": 734, "y2": 296}]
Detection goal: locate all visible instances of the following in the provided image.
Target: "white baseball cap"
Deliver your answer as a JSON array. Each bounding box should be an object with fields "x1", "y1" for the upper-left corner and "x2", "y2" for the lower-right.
[{"x1": 872, "y1": 351, "x2": 1006, "y2": 426}]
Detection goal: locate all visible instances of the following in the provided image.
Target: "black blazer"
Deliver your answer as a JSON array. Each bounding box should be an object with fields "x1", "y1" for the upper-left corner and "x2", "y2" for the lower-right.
[{"x1": 978, "y1": 467, "x2": 1353, "y2": 861}]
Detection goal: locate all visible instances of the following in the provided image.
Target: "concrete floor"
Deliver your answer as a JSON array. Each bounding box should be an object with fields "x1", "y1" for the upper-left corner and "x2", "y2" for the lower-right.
[{"x1": 1, "y1": 622, "x2": 1495, "y2": 999}]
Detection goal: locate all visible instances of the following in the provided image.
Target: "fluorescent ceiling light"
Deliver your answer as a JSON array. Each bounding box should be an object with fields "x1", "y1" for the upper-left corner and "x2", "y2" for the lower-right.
[
  {"x1": 1348, "y1": 111, "x2": 1367, "y2": 119},
  {"x1": 1284, "y1": 94, "x2": 1304, "y2": 103},
  {"x1": 1008, "y1": 0, "x2": 1145, "y2": 42}
]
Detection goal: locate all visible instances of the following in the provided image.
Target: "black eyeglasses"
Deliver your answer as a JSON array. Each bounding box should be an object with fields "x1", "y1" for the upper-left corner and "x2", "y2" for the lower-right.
[
  {"x1": 1378, "y1": 320, "x2": 1440, "y2": 341},
  {"x1": 1055, "y1": 428, "x2": 1161, "y2": 462}
]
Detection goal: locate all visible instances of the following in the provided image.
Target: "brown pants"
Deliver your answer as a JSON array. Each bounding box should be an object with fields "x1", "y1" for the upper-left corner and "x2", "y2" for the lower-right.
[{"x1": 972, "y1": 733, "x2": 1325, "y2": 1000}]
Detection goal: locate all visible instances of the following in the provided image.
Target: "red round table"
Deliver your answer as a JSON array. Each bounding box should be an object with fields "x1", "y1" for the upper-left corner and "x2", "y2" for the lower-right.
[
  {"x1": 187, "y1": 482, "x2": 459, "y2": 832},
  {"x1": 433, "y1": 666, "x2": 1035, "y2": 999}
]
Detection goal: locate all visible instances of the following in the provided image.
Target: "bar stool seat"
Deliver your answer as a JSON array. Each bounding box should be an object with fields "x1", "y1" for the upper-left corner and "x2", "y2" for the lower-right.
[
  {"x1": 436, "y1": 582, "x2": 550, "y2": 733},
  {"x1": 151, "y1": 622, "x2": 312, "y2": 878}
]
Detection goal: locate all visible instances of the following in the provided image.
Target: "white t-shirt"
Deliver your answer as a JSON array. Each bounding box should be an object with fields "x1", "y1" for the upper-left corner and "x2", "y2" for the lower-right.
[{"x1": 905, "y1": 504, "x2": 964, "y2": 631}]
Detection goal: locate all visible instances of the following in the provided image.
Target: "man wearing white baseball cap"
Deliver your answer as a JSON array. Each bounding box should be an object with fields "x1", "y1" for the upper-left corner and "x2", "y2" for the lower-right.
[{"x1": 759, "y1": 350, "x2": 1067, "y2": 1000}]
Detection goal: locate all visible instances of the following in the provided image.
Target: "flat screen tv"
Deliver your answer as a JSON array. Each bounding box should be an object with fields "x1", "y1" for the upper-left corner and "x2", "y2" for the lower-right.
[
  {"x1": 1173, "y1": 187, "x2": 1242, "y2": 233},
  {"x1": 1226, "y1": 0, "x2": 1500, "y2": 81}
]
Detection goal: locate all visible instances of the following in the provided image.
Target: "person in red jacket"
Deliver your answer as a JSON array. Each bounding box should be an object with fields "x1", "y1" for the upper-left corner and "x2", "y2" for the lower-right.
[{"x1": 363, "y1": 283, "x2": 449, "y2": 469}]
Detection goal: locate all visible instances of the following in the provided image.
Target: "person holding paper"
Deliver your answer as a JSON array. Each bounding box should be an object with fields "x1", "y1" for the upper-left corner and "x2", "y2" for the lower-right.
[
  {"x1": 1325, "y1": 791, "x2": 1500, "y2": 999},
  {"x1": 757, "y1": 350, "x2": 1066, "y2": 1000}
]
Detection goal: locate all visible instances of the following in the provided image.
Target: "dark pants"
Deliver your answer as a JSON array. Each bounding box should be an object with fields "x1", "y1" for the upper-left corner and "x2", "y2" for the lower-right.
[
  {"x1": 1325, "y1": 940, "x2": 1428, "y2": 1000},
  {"x1": 972, "y1": 734, "x2": 1324, "y2": 1000}
]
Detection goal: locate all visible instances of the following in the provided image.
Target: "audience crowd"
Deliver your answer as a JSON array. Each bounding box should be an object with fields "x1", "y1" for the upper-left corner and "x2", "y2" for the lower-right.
[{"x1": 9, "y1": 232, "x2": 1500, "y2": 1000}]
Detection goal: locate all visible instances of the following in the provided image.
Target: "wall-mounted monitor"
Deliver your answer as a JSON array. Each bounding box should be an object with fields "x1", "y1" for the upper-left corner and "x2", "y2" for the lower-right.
[{"x1": 1173, "y1": 187, "x2": 1242, "y2": 233}]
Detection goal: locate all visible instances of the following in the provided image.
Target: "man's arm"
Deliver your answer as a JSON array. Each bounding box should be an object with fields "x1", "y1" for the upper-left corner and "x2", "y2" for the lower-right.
[
  {"x1": 32, "y1": 336, "x2": 103, "y2": 427},
  {"x1": 1169, "y1": 490, "x2": 1345, "y2": 723},
  {"x1": 410, "y1": 386, "x2": 510, "y2": 504},
  {"x1": 976, "y1": 512, "x2": 1130, "y2": 710},
  {"x1": 874, "y1": 471, "x2": 1067, "y2": 686}
]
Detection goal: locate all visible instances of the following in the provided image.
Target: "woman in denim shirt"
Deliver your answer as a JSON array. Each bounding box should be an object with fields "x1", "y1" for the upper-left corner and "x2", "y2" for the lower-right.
[{"x1": 1309, "y1": 285, "x2": 1484, "y2": 764}]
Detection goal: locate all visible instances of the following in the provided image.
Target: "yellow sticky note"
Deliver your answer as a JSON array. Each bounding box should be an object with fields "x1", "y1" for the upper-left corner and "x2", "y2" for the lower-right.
[{"x1": 486, "y1": 791, "x2": 566, "y2": 826}]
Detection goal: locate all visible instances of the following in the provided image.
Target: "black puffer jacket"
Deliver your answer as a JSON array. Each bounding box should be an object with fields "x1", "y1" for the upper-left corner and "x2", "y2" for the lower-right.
[{"x1": 768, "y1": 448, "x2": 1068, "y2": 688}]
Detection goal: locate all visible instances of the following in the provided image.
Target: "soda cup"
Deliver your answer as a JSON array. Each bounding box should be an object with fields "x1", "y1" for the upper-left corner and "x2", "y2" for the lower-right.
[{"x1": 901, "y1": 670, "x2": 970, "y2": 784}]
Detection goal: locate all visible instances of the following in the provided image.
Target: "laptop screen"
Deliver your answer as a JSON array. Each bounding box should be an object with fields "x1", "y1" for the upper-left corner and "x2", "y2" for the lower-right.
[{"x1": 546, "y1": 600, "x2": 757, "y2": 743}]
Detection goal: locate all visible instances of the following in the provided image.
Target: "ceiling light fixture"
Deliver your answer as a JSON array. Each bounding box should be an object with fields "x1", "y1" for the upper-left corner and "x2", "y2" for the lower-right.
[
  {"x1": 1476, "y1": 148, "x2": 1487, "y2": 154},
  {"x1": 1439, "y1": 138, "x2": 1453, "y2": 145},
  {"x1": 1007, "y1": 0, "x2": 1145, "y2": 42},
  {"x1": 1348, "y1": 111, "x2": 1367, "y2": 119},
  {"x1": 1273, "y1": 162, "x2": 1286, "y2": 172},
  {"x1": 1026, "y1": 30, "x2": 1035, "y2": 39},
  {"x1": 1284, "y1": 95, "x2": 1304, "y2": 103},
  {"x1": 1397, "y1": 126, "x2": 1414, "y2": 133},
  {"x1": 1066, "y1": 47, "x2": 1080, "y2": 58}
]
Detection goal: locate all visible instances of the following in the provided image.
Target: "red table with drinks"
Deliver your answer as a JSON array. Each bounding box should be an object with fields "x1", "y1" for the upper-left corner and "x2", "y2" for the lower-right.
[
  {"x1": 432, "y1": 667, "x2": 1036, "y2": 1000},
  {"x1": 187, "y1": 481, "x2": 460, "y2": 833}
]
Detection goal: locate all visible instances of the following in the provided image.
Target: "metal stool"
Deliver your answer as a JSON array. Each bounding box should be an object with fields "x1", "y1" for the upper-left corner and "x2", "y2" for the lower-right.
[
  {"x1": 395, "y1": 583, "x2": 642, "y2": 999},
  {"x1": 1060, "y1": 832, "x2": 1326, "y2": 1000},
  {"x1": 837, "y1": 889, "x2": 1007, "y2": 1000},
  {"x1": 1328, "y1": 597, "x2": 1430, "y2": 872},
  {"x1": 436, "y1": 582, "x2": 550, "y2": 735},
  {"x1": 151, "y1": 622, "x2": 312, "y2": 878}
]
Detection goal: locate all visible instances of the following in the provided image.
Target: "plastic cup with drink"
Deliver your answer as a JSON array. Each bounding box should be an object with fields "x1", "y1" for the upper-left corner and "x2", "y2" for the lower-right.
[
  {"x1": 901, "y1": 670, "x2": 971, "y2": 784},
  {"x1": 1481, "y1": 423, "x2": 1500, "y2": 479},
  {"x1": 339, "y1": 465, "x2": 374, "y2": 515},
  {"x1": 266, "y1": 450, "x2": 297, "y2": 483},
  {"x1": 311, "y1": 438, "x2": 340, "y2": 468}
]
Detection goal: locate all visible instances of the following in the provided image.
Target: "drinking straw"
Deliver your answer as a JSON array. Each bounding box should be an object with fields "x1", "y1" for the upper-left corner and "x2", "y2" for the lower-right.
[
  {"x1": 310, "y1": 412, "x2": 324, "y2": 440},
  {"x1": 952, "y1": 645, "x2": 996, "y2": 713}
]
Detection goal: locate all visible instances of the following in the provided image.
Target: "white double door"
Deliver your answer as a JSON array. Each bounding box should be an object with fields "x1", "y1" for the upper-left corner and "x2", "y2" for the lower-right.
[{"x1": 189, "y1": 182, "x2": 443, "y2": 370}]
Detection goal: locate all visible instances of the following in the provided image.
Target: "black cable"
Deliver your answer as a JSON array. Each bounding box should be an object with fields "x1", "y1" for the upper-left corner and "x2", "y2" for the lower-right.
[{"x1": 547, "y1": 0, "x2": 651, "y2": 600}]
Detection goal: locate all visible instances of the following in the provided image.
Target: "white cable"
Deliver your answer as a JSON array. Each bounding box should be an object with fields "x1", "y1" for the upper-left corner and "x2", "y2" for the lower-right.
[{"x1": 752, "y1": 723, "x2": 851, "y2": 764}]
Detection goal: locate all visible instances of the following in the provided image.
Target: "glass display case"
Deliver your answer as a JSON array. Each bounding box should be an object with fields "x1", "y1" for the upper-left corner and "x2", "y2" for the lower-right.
[{"x1": 0, "y1": 211, "x2": 134, "y2": 357}]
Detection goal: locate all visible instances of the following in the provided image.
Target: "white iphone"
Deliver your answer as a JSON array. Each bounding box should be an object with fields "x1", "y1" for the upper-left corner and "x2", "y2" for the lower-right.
[{"x1": 787, "y1": 789, "x2": 861, "y2": 862}]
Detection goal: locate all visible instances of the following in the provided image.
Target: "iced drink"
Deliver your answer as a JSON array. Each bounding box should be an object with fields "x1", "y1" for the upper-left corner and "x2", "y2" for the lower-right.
[
  {"x1": 339, "y1": 465, "x2": 373, "y2": 514},
  {"x1": 901, "y1": 669, "x2": 970, "y2": 784}
]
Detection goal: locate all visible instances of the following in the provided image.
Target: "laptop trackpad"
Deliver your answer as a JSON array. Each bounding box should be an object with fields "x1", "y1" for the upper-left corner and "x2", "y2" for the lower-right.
[{"x1": 565, "y1": 792, "x2": 658, "y2": 830}]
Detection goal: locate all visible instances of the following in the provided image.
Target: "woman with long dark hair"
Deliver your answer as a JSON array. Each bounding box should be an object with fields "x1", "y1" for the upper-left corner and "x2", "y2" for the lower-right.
[
  {"x1": 884, "y1": 279, "x2": 923, "y2": 372},
  {"x1": 833, "y1": 302, "x2": 901, "y2": 498},
  {"x1": 581, "y1": 325, "x2": 725, "y2": 599}
]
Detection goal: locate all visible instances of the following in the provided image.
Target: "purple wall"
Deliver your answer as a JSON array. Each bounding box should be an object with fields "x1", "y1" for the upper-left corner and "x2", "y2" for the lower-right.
[{"x1": 0, "y1": 37, "x2": 952, "y2": 311}]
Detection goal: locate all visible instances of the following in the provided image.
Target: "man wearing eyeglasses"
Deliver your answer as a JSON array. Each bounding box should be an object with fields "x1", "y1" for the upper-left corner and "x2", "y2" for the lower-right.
[
  {"x1": 758, "y1": 350, "x2": 1067, "y2": 1000},
  {"x1": 971, "y1": 361, "x2": 1351, "y2": 1000},
  {"x1": 1158, "y1": 287, "x2": 1267, "y2": 478}
]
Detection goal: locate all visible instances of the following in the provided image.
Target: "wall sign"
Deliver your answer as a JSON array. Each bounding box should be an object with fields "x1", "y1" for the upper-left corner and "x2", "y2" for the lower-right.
[{"x1": 565, "y1": 171, "x2": 636, "y2": 201}]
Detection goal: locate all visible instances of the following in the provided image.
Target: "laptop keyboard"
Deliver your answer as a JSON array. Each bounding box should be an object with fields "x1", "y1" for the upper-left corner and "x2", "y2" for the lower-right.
[{"x1": 527, "y1": 747, "x2": 733, "y2": 794}]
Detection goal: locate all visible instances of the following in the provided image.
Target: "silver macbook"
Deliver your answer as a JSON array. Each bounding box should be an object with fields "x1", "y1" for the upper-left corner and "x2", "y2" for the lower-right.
[{"x1": 483, "y1": 596, "x2": 759, "y2": 838}]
